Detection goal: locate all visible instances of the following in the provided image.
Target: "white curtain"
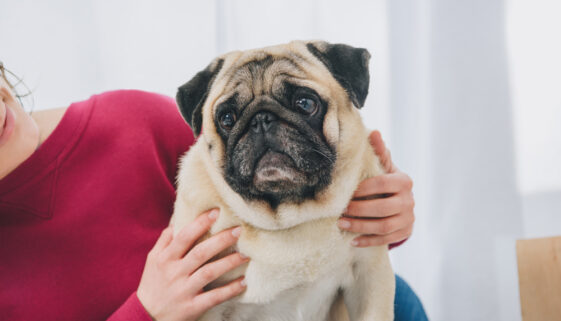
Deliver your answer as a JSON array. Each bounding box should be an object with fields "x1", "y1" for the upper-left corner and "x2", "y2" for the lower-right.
[
  {"x1": 389, "y1": 1, "x2": 561, "y2": 320},
  {"x1": 389, "y1": 1, "x2": 523, "y2": 320},
  {"x1": 2, "y1": 1, "x2": 560, "y2": 320}
]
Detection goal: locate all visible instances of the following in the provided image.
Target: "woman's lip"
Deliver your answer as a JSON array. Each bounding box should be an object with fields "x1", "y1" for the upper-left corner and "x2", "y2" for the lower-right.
[{"x1": 0, "y1": 106, "x2": 16, "y2": 147}]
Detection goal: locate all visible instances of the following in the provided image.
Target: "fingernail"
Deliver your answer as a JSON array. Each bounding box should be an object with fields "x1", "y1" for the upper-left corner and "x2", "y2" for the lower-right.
[
  {"x1": 351, "y1": 239, "x2": 360, "y2": 247},
  {"x1": 338, "y1": 219, "x2": 351, "y2": 229},
  {"x1": 208, "y1": 209, "x2": 219, "y2": 220},
  {"x1": 240, "y1": 277, "x2": 247, "y2": 287},
  {"x1": 232, "y1": 226, "x2": 242, "y2": 238},
  {"x1": 239, "y1": 252, "x2": 249, "y2": 259}
]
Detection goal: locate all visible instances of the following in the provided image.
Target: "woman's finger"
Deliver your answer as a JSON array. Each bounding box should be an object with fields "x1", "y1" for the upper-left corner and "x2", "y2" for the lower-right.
[
  {"x1": 346, "y1": 193, "x2": 412, "y2": 218},
  {"x1": 351, "y1": 226, "x2": 413, "y2": 247},
  {"x1": 338, "y1": 212, "x2": 414, "y2": 235},
  {"x1": 151, "y1": 226, "x2": 174, "y2": 253},
  {"x1": 162, "y1": 209, "x2": 219, "y2": 261},
  {"x1": 368, "y1": 130, "x2": 395, "y2": 173},
  {"x1": 180, "y1": 226, "x2": 242, "y2": 276},
  {"x1": 353, "y1": 172, "x2": 413, "y2": 199},
  {"x1": 190, "y1": 277, "x2": 247, "y2": 315},
  {"x1": 187, "y1": 252, "x2": 249, "y2": 294}
]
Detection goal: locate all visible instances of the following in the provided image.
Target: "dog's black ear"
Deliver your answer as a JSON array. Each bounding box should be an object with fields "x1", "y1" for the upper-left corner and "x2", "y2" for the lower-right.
[
  {"x1": 176, "y1": 58, "x2": 225, "y2": 136},
  {"x1": 306, "y1": 42, "x2": 370, "y2": 108}
]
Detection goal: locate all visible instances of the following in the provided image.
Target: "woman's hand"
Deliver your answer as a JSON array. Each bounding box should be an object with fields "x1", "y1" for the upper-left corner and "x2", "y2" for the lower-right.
[
  {"x1": 337, "y1": 130, "x2": 415, "y2": 247},
  {"x1": 137, "y1": 209, "x2": 249, "y2": 321}
]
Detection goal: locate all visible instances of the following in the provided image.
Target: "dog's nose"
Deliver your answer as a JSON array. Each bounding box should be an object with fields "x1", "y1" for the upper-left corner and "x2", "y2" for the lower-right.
[{"x1": 250, "y1": 111, "x2": 277, "y2": 133}]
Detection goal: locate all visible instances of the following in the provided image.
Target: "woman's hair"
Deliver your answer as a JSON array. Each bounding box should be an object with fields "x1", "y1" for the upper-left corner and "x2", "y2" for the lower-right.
[
  {"x1": 0, "y1": 61, "x2": 34, "y2": 110},
  {"x1": 0, "y1": 61, "x2": 10, "y2": 87}
]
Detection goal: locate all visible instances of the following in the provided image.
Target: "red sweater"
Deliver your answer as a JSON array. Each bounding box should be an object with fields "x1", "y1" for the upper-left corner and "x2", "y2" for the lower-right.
[{"x1": 0, "y1": 90, "x2": 194, "y2": 321}]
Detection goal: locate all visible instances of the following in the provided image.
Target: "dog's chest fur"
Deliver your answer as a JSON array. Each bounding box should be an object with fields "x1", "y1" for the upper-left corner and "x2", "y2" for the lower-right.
[
  {"x1": 203, "y1": 273, "x2": 345, "y2": 321},
  {"x1": 200, "y1": 215, "x2": 373, "y2": 321}
]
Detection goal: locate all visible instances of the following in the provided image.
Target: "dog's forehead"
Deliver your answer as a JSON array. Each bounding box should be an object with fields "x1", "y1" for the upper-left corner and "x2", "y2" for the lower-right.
[
  {"x1": 225, "y1": 55, "x2": 306, "y2": 94},
  {"x1": 213, "y1": 46, "x2": 324, "y2": 104}
]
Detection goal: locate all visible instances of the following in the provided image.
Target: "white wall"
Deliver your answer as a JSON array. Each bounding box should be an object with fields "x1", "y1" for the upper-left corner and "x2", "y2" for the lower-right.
[
  {"x1": 0, "y1": 0, "x2": 390, "y2": 138},
  {"x1": 0, "y1": 0, "x2": 219, "y2": 111}
]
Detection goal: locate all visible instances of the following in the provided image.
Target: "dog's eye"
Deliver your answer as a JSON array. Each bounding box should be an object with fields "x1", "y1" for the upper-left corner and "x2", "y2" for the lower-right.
[
  {"x1": 294, "y1": 97, "x2": 318, "y2": 115},
  {"x1": 219, "y1": 112, "x2": 236, "y2": 130}
]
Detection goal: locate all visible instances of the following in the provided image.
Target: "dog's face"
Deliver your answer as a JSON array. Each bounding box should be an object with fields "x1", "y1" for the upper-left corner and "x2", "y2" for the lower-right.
[{"x1": 177, "y1": 41, "x2": 370, "y2": 209}]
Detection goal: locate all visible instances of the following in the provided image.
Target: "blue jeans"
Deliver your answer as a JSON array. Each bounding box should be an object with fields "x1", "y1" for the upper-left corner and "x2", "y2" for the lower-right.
[{"x1": 394, "y1": 275, "x2": 429, "y2": 321}]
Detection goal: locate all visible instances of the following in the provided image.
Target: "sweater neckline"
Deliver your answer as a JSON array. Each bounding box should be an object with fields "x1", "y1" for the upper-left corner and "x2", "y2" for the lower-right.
[{"x1": 0, "y1": 98, "x2": 93, "y2": 196}]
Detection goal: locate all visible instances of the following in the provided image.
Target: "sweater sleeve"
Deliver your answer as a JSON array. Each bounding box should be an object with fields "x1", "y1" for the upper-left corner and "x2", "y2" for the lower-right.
[
  {"x1": 389, "y1": 238, "x2": 408, "y2": 250},
  {"x1": 106, "y1": 292, "x2": 154, "y2": 321}
]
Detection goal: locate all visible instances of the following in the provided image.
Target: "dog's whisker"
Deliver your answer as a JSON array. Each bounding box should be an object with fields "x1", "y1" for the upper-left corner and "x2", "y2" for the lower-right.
[{"x1": 311, "y1": 148, "x2": 335, "y2": 164}]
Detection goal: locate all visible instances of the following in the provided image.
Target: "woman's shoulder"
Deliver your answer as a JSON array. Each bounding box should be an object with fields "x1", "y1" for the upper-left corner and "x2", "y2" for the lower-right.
[
  {"x1": 92, "y1": 89, "x2": 182, "y2": 124},
  {"x1": 87, "y1": 89, "x2": 192, "y2": 137},
  {"x1": 74, "y1": 89, "x2": 195, "y2": 157}
]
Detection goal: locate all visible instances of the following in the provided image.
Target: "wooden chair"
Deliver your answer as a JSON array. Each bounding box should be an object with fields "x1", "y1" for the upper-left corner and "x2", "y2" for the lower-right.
[{"x1": 517, "y1": 236, "x2": 561, "y2": 321}]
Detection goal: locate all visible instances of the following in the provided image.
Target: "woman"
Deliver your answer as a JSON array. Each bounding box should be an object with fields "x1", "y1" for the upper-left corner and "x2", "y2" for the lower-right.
[{"x1": 0, "y1": 63, "x2": 425, "y2": 321}]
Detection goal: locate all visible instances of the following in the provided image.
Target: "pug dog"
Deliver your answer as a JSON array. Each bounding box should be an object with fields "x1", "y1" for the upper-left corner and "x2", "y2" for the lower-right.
[{"x1": 170, "y1": 40, "x2": 395, "y2": 321}]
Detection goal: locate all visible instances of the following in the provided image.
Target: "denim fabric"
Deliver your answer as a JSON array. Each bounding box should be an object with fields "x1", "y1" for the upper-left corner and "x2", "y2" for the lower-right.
[{"x1": 394, "y1": 275, "x2": 429, "y2": 321}]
